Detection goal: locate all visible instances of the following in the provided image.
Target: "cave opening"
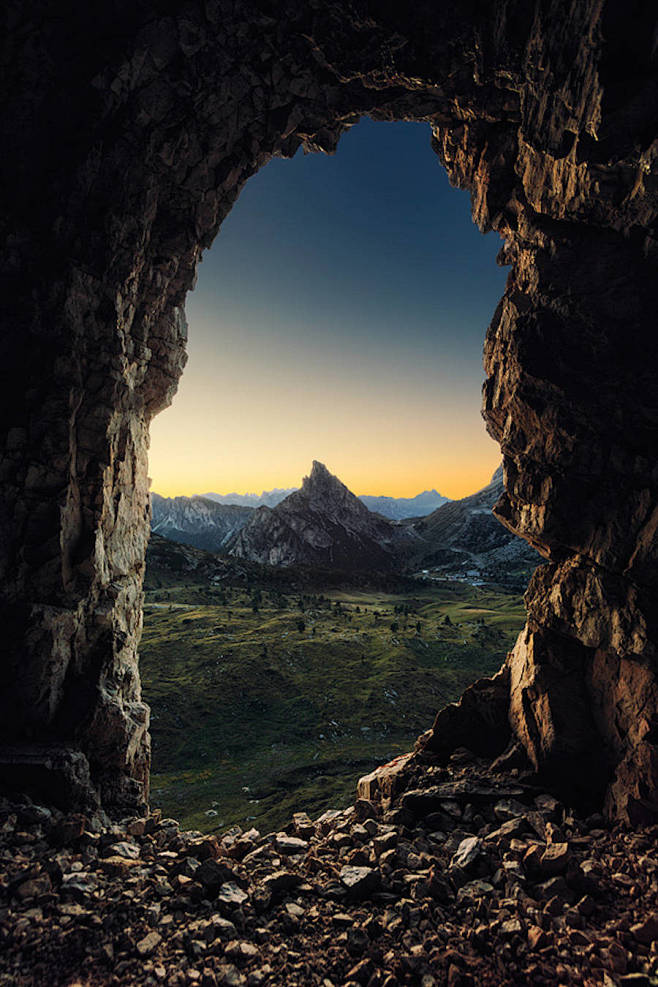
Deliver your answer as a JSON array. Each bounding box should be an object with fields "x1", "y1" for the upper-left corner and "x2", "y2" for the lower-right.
[
  {"x1": 3, "y1": 4, "x2": 658, "y2": 982},
  {"x1": 143, "y1": 116, "x2": 534, "y2": 833}
]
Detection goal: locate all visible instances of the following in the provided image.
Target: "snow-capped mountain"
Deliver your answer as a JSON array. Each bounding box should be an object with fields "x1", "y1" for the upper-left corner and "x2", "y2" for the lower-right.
[{"x1": 150, "y1": 466, "x2": 540, "y2": 588}]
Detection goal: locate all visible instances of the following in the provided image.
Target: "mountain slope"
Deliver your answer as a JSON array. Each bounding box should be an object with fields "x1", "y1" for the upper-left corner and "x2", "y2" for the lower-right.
[
  {"x1": 228, "y1": 461, "x2": 405, "y2": 571},
  {"x1": 151, "y1": 467, "x2": 538, "y2": 587},
  {"x1": 408, "y1": 466, "x2": 541, "y2": 587},
  {"x1": 151, "y1": 493, "x2": 253, "y2": 553}
]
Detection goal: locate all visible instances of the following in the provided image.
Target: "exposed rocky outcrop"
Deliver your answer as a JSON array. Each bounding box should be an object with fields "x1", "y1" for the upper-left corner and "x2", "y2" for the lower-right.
[
  {"x1": 229, "y1": 461, "x2": 404, "y2": 571},
  {"x1": 0, "y1": 0, "x2": 657, "y2": 820}
]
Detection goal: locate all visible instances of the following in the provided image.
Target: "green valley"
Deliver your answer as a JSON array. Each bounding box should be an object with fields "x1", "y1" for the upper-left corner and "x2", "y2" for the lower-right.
[{"x1": 140, "y1": 550, "x2": 527, "y2": 835}]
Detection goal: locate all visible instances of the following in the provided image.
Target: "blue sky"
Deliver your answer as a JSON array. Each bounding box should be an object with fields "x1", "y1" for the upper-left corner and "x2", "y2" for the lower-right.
[{"x1": 149, "y1": 117, "x2": 507, "y2": 498}]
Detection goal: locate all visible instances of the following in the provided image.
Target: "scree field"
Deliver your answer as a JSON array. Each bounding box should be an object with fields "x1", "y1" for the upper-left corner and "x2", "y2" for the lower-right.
[{"x1": 140, "y1": 571, "x2": 526, "y2": 835}]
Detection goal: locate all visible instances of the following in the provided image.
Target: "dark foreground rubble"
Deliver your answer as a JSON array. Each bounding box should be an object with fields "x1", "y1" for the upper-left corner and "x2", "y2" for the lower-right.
[{"x1": 2, "y1": 752, "x2": 658, "y2": 987}]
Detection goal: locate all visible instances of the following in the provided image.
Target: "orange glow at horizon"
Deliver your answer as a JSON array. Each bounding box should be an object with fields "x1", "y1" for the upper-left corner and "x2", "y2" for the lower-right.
[
  {"x1": 149, "y1": 451, "x2": 501, "y2": 502},
  {"x1": 148, "y1": 311, "x2": 502, "y2": 503}
]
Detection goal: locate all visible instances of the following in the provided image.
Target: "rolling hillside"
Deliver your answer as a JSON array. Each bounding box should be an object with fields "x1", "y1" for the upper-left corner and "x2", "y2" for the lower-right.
[{"x1": 140, "y1": 537, "x2": 527, "y2": 834}]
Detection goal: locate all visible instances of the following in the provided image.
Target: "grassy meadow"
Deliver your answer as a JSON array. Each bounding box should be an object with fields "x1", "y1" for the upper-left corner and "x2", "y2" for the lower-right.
[{"x1": 140, "y1": 557, "x2": 527, "y2": 835}]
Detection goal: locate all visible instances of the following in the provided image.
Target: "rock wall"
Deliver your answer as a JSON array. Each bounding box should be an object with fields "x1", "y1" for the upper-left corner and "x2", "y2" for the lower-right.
[{"x1": 1, "y1": 0, "x2": 656, "y2": 817}]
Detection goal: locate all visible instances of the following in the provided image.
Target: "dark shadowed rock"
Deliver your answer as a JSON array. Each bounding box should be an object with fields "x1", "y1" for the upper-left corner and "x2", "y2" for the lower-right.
[
  {"x1": 196, "y1": 859, "x2": 237, "y2": 894},
  {"x1": 417, "y1": 669, "x2": 512, "y2": 761},
  {"x1": 401, "y1": 779, "x2": 525, "y2": 815}
]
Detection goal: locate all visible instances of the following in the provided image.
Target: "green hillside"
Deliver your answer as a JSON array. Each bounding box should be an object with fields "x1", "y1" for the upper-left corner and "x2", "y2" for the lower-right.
[{"x1": 140, "y1": 568, "x2": 526, "y2": 834}]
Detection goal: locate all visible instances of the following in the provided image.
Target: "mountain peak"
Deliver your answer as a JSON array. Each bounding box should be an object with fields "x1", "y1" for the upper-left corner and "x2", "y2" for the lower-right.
[
  {"x1": 302, "y1": 460, "x2": 341, "y2": 493},
  {"x1": 310, "y1": 460, "x2": 331, "y2": 478},
  {"x1": 229, "y1": 460, "x2": 403, "y2": 570}
]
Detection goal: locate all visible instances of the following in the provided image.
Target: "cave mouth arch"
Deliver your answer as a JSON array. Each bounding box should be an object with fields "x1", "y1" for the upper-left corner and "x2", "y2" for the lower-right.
[{"x1": 1, "y1": 1, "x2": 657, "y2": 825}]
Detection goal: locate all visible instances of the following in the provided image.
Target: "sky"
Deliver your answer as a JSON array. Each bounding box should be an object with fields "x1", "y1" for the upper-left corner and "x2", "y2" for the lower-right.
[{"x1": 149, "y1": 118, "x2": 507, "y2": 500}]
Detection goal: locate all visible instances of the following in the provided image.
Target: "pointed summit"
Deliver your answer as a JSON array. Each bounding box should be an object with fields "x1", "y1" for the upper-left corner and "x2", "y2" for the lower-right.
[
  {"x1": 303, "y1": 460, "x2": 340, "y2": 488},
  {"x1": 229, "y1": 461, "x2": 405, "y2": 570},
  {"x1": 302, "y1": 460, "x2": 334, "y2": 489},
  {"x1": 300, "y1": 461, "x2": 352, "y2": 505}
]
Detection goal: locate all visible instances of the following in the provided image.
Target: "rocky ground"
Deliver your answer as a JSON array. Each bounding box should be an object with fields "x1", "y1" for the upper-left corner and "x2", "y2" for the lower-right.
[{"x1": 1, "y1": 751, "x2": 658, "y2": 987}]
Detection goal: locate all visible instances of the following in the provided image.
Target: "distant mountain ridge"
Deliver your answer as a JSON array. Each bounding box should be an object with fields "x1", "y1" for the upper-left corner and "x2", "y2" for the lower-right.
[
  {"x1": 150, "y1": 462, "x2": 540, "y2": 589},
  {"x1": 200, "y1": 486, "x2": 449, "y2": 519},
  {"x1": 359, "y1": 490, "x2": 449, "y2": 519},
  {"x1": 228, "y1": 461, "x2": 410, "y2": 571},
  {"x1": 151, "y1": 494, "x2": 254, "y2": 553},
  {"x1": 202, "y1": 488, "x2": 297, "y2": 509}
]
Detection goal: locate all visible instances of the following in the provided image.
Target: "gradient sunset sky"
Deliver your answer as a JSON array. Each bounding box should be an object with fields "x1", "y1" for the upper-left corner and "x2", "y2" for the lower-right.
[{"x1": 149, "y1": 119, "x2": 507, "y2": 500}]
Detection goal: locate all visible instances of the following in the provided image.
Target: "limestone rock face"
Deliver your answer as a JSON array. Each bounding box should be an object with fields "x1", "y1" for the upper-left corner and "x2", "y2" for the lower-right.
[{"x1": 1, "y1": 0, "x2": 657, "y2": 817}]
